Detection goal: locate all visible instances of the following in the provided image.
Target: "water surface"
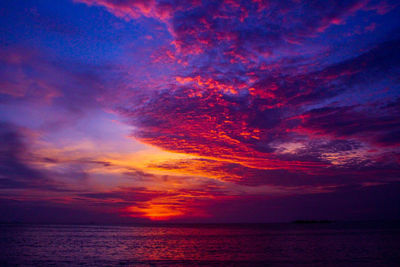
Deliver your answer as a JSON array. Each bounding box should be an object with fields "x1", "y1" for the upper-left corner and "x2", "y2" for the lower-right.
[{"x1": 1, "y1": 222, "x2": 399, "y2": 266}]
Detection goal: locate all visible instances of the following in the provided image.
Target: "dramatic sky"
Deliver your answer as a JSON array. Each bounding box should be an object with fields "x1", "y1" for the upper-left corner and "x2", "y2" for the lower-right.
[{"x1": 1, "y1": 0, "x2": 399, "y2": 223}]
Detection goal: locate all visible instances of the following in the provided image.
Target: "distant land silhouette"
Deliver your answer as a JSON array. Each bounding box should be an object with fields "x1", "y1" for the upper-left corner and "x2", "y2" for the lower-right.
[{"x1": 292, "y1": 220, "x2": 334, "y2": 224}]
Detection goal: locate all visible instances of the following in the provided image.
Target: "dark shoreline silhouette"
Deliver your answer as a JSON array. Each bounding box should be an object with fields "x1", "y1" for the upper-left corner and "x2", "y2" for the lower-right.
[{"x1": 292, "y1": 220, "x2": 334, "y2": 224}]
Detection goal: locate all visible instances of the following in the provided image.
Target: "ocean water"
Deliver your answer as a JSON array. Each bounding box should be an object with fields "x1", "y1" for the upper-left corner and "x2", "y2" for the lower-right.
[{"x1": 1, "y1": 222, "x2": 399, "y2": 266}]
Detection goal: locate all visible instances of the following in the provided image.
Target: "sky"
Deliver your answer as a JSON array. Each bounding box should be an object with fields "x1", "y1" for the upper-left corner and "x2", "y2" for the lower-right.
[{"x1": 0, "y1": 0, "x2": 399, "y2": 224}]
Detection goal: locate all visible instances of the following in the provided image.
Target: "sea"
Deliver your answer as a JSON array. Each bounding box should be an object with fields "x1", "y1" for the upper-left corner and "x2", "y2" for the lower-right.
[{"x1": 1, "y1": 221, "x2": 399, "y2": 266}]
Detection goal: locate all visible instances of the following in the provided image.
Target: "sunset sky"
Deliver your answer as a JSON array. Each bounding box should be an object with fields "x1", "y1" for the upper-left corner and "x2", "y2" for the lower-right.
[{"x1": 1, "y1": 0, "x2": 399, "y2": 223}]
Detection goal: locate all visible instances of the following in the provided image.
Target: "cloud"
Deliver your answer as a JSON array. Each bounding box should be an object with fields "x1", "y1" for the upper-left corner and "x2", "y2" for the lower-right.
[
  {"x1": 0, "y1": 122, "x2": 61, "y2": 190},
  {"x1": 115, "y1": 39, "x2": 399, "y2": 174},
  {"x1": 76, "y1": 0, "x2": 395, "y2": 59},
  {"x1": 75, "y1": 0, "x2": 187, "y2": 21},
  {"x1": 1, "y1": 0, "x2": 399, "y2": 222},
  {"x1": 102, "y1": 2, "x2": 400, "y2": 198},
  {"x1": 0, "y1": 45, "x2": 111, "y2": 116}
]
